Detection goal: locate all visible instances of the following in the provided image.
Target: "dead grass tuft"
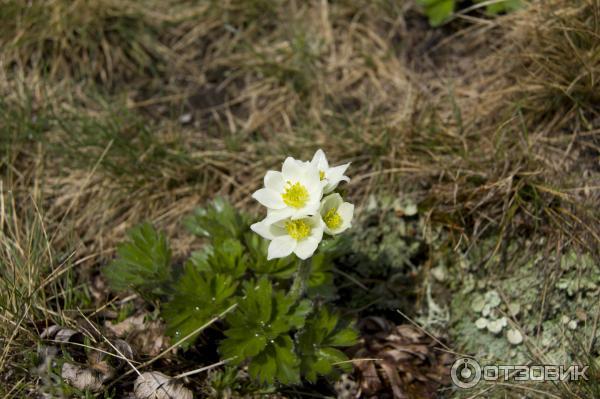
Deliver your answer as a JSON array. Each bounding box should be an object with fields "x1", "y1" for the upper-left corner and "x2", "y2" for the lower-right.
[{"x1": 1, "y1": 0, "x2": 599, "y2": 395}]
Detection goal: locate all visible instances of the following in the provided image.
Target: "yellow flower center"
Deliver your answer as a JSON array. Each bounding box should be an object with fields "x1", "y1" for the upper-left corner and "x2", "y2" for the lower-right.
[
  {"x1": 285, "y1": 219, "x2": 311, "y2": 240},
  {"x1": 323, "y1": 207, "x2": 342, "y2": 230},
  {"x1": 319, "y1": 170, "x2": 325, "y2": 180},
  {"x1": 281, "y1": 181, "x2": 309, "y2": 208}
]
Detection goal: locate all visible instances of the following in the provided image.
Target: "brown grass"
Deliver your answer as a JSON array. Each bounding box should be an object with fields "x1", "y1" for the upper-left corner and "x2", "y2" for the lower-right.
[{"x1": 1, "y1": 0, "x2": 599, "y2": 396}]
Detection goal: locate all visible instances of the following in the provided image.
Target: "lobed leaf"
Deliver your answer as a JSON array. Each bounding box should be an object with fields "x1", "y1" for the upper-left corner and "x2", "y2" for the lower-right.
[
  {"x1": 297, "y1": 308, "x2": 358, "y2": 382},
  {"x1": 184, "y1": 198, "x2": 250, "y2": 244},
  {"x1": 103, "y1": 222, "x2": 171, "y2": 301},
  {"x1": 220, "y1": 278, "x2": 310, "y2": 384},
  {"x1": 187, "y1": 238, "x2": 248, "y2": 278},
  {"x1": 162, "y1": 263, "x2": 238, "y2": 349}
]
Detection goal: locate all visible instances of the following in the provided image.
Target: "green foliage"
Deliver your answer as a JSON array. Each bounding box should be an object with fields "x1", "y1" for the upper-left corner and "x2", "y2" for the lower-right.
[
  {"x1": 187, "y1": 238, "x2": 249, "y2": 279},
  {"x1": 104, "y1": 198, "x2": 358, "y2": 388},
  {"x1": 297, "y1": 308, "x2": 358, "y2": 382},
  {"x1": 220, "y1": 278, "x2": 311, "y2": 384},
  {"x1": 244, "y1": 233, "x2": 297, "y2": 279},
  {"x1": 484, "y1": 0, "x2": 521, "y2": 15},
  {"x1": 103, "y1": 222, "x2": 171, "y2": 302},
  {"x1": 162, "y1": 264, "x2": 238, "y2": 349},
  {"x1": 184, "y1": 198, "x2": 250, "y2": 244},
  {"x1": 417, "y1": 0, "x2": 455, "y2": 27},
  {"x1": 417, "y1": 0, "x2": 522, "y2": 27}
]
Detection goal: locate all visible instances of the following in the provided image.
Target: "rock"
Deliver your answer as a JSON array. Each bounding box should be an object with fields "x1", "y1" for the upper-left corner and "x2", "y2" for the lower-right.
[
  {"x1": 431, "y1": 265, "x2": 447, "y2": 282},
  {"x1": 179, "y1": 113, "x2": 193, "y2": 125}
]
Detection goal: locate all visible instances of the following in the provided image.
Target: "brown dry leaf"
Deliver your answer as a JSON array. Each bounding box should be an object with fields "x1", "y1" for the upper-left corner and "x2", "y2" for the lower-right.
[
  {"x1": 105, "y1": 314, "x2": 168, "y2": 356},
  {"x1": 42, "y1": 323, "x2": 137, "y2": 393},
  {"x1": 41, "y1": 325, "x2": 83, "y2": 343},
  {"x1": 62, "y1": 363, "x2": 105, "y2": 392},
  {"x1": 134, "y1": 372, "x2": 193, "y2": 399},
  {"x1": 354, "y1": 317, "x2": 453, "y2": 399},
  {"x1": 105, "y1": 314, "x2": 146, "y2": 336}
]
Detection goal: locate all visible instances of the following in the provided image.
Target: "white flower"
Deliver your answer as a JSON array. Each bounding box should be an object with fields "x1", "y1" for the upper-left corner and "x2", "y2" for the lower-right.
[
  {"x1": 310, "y1": 149, "x2": 350, "y2": 194},
  {"x1": 250, "y1": 214, "x2": 324, "y2": 260},
  {"x1": 319, "y1": 193, "x2": 354, "y2": 235},
  {"x1": 252, "y1": 157, "x2": 323, "y2": 222}
]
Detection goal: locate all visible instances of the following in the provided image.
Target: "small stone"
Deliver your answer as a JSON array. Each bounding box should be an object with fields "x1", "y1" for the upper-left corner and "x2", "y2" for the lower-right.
[
  {"x1": 475, "y1": 318, "x2": 488, "y2": 329},
  {"x1": 507, "y1": 329, "x2": 523, "y2": 345},
  {"x1": 179, "y1": 113, "x2": 193, "y2": 125},
  {"x1": 431, "y1": 265, "x2": 447, "y2": 282}
]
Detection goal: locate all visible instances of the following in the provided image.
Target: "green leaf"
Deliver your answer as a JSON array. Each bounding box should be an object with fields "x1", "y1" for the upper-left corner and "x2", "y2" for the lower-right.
[
  {"x1": 307, "y1": 252, "x2": 335, "y2": 298},
  {"x1": 184, "y1": 198, "x2": 250, "y2": 244},
  {"x1": 162, "y1": 263, "x2": 238, "y2": 349},
  {"x1": 187, "y1": 238, "x2": 248, "y2": 278},
  {"x1": 248, "y1": 336, "x2": 300, "y2": 385},
  {"x1": 482, "y1": 0, "x2": 521, "y2": 15},
  {"x1": 297, "y1": 308, "x2": 358, "y2": 382},
  {"x1": 220, "y1": 278, "x2": 306, "y2": 384},
  {"x1": 245, "y1": 233, "x2": 297, "y2": 279},
  {"x1": 103, "y1": 222, "x2": 171, "y2": 301},
  {"x1": 416, "y1": 0, "x2": 455, "y2": 27}
]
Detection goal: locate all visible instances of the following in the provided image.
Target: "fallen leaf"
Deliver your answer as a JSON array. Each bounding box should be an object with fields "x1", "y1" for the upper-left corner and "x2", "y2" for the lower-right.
[
  {"x1": 105, "y1": 314, "x2": 145, "y2": 337},
  {"x1": 134, "y1": 372, "x2": 193, "y2": 399},
  {"x1": 105, "y1": 314, "x2": 168, "y2": 356},
  {"x1": 354, "y1": 319, "x2": 453, "y2": 399},
  {"x1": 62, "y1": 363, "x2": 104, "y2": 392}
]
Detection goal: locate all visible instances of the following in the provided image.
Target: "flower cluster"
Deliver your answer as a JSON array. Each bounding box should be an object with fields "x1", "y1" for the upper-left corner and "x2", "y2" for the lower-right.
[{"x1": 251, "y1": 150, "x2": 354, "y2": 260}]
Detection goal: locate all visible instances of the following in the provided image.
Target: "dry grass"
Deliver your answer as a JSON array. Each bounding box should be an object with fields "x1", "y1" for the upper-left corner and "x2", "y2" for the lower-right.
[{"x1": 0, "y1": 0, "x2": 599, "y2": 396}]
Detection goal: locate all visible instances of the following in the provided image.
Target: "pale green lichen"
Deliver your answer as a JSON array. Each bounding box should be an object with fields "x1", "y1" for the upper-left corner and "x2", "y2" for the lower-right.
[{"x1": 447, "y1": 245, "x2": 600, "y2": 370}]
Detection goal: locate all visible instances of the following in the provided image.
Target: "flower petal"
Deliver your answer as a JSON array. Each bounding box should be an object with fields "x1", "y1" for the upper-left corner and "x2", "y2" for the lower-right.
[
  {"x1": 310, "y1": 149, "x2": 329, "y2": 170},
  {"x1": 282, "y1": 157, "x2": 304, "y2": 180},
  {"x1": 268, "y1": 236, "x2": 296, "y2": 260},
  {"x1": 252, "y1": 188, "x2": 285, "y2": 209},
  {"x1": 265, "y1": 208, "x2": 294, "y2": 224},
  {"x1": 325, "y1": 163, "x2": 350, "y2": 183},
  {"x1": 303, "y1": 167, "x2": 322, "y2": 191},
  {"x1": 290, "y1": 201, "x2": 320, "y2": 220},
  {"x1": 264, "y1": 171, "x2": 285, "y2": 192},
  {"x1": 337, "y1": 202, "x2": 354, "y2": 225},
  {"x1": 294, "y1": 237, "x2": 320, "y2": 259},
  {"x1": 320, "y1": 193, "x2": 343, "y2": 213},
  {"x1": 250, "y1": 221, "x2": 276, "y2": 240},
  {"x1": 307, "y1": 214, "x2": 324, "y2": 239}
]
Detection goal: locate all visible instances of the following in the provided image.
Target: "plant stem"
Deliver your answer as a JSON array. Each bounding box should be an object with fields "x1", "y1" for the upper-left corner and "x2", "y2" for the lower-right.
[{"x1": 289, "y1": 259, "x2": 311, "y2": 299}]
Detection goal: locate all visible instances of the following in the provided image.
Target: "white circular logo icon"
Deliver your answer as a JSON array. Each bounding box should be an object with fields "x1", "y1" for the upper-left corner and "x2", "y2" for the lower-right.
[{"x1": 451, "y1": 358, "x2": 482, "y2": 389}]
